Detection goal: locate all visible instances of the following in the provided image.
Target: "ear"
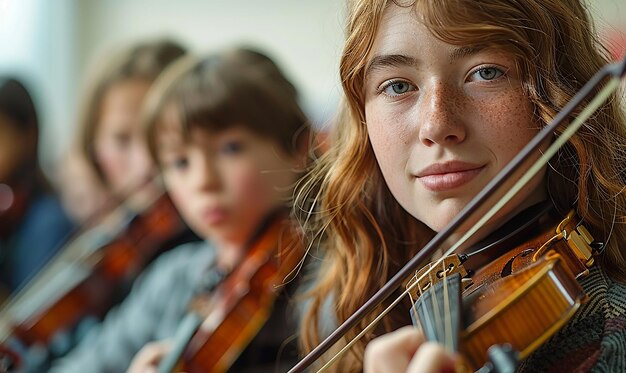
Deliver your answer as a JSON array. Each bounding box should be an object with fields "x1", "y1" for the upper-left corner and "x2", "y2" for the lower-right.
[{"x1": 293, "y1": 128, "x2": 314, "y2": 171}]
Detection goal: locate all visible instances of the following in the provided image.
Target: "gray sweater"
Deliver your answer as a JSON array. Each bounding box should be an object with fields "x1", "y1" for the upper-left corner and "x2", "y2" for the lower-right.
[{"x1": 50, "y1": 241, "x2": 216, "y2": 372}]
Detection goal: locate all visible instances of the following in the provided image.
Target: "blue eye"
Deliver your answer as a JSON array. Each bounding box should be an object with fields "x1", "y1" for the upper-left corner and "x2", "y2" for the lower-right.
[
  {"x1": 471, "y1": 66, "x2": 505, "y2": 82},
  {"x1": 171, "y1": 158, "x2": 189, "y2": 170},
  {"x1": 381, "y1": 80, "x2": 416, "y2": 96},
  {"x1": 221, "y1": 141, "x2": 243, "y2": 155}
]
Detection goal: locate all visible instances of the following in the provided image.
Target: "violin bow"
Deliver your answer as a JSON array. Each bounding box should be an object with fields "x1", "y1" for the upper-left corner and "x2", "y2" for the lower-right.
[{"x1": 289, "y1": 55, "x2": 626, "y2": 373}]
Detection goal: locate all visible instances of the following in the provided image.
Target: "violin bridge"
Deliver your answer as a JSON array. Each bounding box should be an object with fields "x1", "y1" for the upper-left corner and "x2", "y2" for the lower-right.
[{"x1": 406, "y1": 255, "x2": 471, "y2": 300}]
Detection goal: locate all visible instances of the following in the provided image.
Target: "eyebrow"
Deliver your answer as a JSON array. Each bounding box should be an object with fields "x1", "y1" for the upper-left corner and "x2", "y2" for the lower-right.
[
  {"x1": 449, "y1": 45, "x2": 484, "y2": 62},
  {"x1": 365, "y1": 54, "x2": 419, "y2": 77},
  {"x1": 364, "y1": 45, "x2": 485, "y2": 78}
]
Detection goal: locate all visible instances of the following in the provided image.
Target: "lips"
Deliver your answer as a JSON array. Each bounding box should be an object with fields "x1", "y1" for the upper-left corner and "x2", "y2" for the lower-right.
[
  {"x1": 202, "y1": 207, "x2": 228, "y2": 225},
  {"x1": 416, "y1": 161, "x2": 484, "y2": 192}
]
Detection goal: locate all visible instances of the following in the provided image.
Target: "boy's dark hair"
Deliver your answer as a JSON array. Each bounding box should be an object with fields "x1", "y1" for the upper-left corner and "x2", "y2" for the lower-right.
[{"x1": 143, "y1": 47, "x2": 310, "y2": 162}]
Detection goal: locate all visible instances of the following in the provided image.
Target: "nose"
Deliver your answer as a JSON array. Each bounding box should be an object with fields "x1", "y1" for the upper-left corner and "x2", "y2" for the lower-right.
[
  {"x1": 191, "y1": 155, "x2": 221, "y2": 191},
  {"x1": 418, "y1": 82, "x2": 466, "y2": 147}
]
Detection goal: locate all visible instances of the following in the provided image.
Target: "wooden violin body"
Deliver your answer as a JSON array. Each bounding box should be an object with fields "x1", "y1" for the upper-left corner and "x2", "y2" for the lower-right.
[{"x1": 409, "y1": 209, "x2": 599, "y2": 371}]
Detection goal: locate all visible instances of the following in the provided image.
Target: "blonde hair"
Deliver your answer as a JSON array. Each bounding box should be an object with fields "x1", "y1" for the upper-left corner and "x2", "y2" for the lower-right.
[
  {"x1": 75, "y1": 39, "x2": 186, "y2": 186},
  {"x1": 296, "y1": 0, "x2": 626, "y2": 370}
]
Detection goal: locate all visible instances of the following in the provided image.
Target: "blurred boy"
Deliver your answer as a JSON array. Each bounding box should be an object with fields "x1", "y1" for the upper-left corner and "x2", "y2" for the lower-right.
[{"x1": 51, "y1": 47, "x2": 310, "y2": 373}]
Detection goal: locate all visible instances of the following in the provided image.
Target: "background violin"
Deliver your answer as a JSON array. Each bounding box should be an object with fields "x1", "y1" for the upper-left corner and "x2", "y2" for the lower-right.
[
  {"x1": 0, "y1": 187, "x2": 198, "y2": 372},
  {"x1": 158, "y1": 210, "x2": 303, "y2": 373}
]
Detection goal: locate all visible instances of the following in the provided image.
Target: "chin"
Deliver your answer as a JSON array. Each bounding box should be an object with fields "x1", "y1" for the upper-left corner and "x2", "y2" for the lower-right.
[{"x1": 413, "y1": 203, "x2": 467, "y2": 233}]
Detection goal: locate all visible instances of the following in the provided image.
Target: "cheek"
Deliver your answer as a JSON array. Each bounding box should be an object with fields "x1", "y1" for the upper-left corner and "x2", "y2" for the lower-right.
[
  {"x1": 166, "y1": 177, "x2": 198, "y2": 227},
  {"x1": 226, "y1": 163, "x2": 269, "y2": 202},
  {"x1": 476, "y1": 91, "x2": 538, "y2": 162},
  {"x1": 366, "y1": 105, "x2": 411, "y2": 194},
  {"x1": 94, "y1": 141, "x2": 124, "y2": 177},
  {"x1": 227, "y1": 157, "x2": 294, "y2": 210}
]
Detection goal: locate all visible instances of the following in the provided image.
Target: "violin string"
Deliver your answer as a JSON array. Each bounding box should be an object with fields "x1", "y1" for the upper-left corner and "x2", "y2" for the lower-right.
[
  {"x1": 429, "y1": 270, "x2": 442, "y2": 349},
  {"x1": 313, "y1": 73, "x2": 622, "y2": 372},
  {"x1": 443, "y1": 260, "x2": 452, "y2": 353},
  {"x1": 411, "y1": 271, "x2": 424, "y2": 336},
  {"x1": 315, "y1": 280, "x2": 416, "y2": 372},
  {"x1": 408, "y1": 285, "x2": 416, "y2": 322},
  {"x1": 416, "y1": 269, "x2": 430, "y2": 339}
]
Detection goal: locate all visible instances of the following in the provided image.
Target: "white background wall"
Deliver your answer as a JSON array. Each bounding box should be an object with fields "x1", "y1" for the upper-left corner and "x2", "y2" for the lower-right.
[
  {"x1": 74, "y1": 0, "x2": 346, "y2": 130},
  {"x1": 0, "y1": 0, "x2": 624, "y2": 181}
]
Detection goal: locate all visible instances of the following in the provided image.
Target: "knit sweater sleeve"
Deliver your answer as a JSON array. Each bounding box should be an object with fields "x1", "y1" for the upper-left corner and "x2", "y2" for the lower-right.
[{"x1": 590, "y1": 278, "x2": 626, "y2": 372}]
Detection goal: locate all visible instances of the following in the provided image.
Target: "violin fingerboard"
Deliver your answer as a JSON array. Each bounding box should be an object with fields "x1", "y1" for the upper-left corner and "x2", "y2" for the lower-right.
[{"x1": 409, "y1": 273, "x2": 462, "y2": 353}]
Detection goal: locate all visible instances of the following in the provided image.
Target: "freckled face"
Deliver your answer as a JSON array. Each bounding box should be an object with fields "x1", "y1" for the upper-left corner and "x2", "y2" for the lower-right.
[{"x1": 363, "y1": 5, "x2": 547, "y2": 239}]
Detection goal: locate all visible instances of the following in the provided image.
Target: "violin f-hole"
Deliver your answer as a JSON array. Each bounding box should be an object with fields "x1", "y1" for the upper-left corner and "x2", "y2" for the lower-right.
[{"x1": 500, "y1": 249, "x2": 534, "y2": 278}]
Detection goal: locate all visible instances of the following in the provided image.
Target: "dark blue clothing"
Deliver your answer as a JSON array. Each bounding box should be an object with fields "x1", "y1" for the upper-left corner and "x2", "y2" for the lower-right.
[{"x1": 0, "y1": 193, "x2": 74, "y2": 293}]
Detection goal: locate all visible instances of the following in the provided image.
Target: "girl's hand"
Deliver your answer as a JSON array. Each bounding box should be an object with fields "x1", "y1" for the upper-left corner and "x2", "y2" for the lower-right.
[
  {"x1": 127, "y1": 340, "x2": 172, "y2": 373},
  {"x1": 364, "y1": 326, "x2": 456, "y2": 373}
]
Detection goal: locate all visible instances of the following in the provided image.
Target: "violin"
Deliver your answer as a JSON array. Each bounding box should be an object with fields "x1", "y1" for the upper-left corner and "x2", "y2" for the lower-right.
[
  {"x1": 158, "y1": 210, "x2": 303, "y2": 373},
  {"x1": 407, "y1": 204, "x2": 600, "y2": 371},
  {"x1": 289, "y1": 53, "x2": 626, "y2": 373},
  {"x1": 0, "y1": 189, "x2": 197, "y2": 372}
]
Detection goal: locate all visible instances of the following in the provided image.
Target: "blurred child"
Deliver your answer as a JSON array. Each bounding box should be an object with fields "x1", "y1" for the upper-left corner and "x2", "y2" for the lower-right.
[
  {"x1": 0, "y1": 77, "x2": 74, "y2": 297},
  {"x1": 51, "y1": 47, "x2": 311, "y2": 372},
  {"x1": 0, "y1": 40, "x2": 196, "y2": 373},
  {"x1": 62, "y1": 39, "x2": 186, "y2": 223}
]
